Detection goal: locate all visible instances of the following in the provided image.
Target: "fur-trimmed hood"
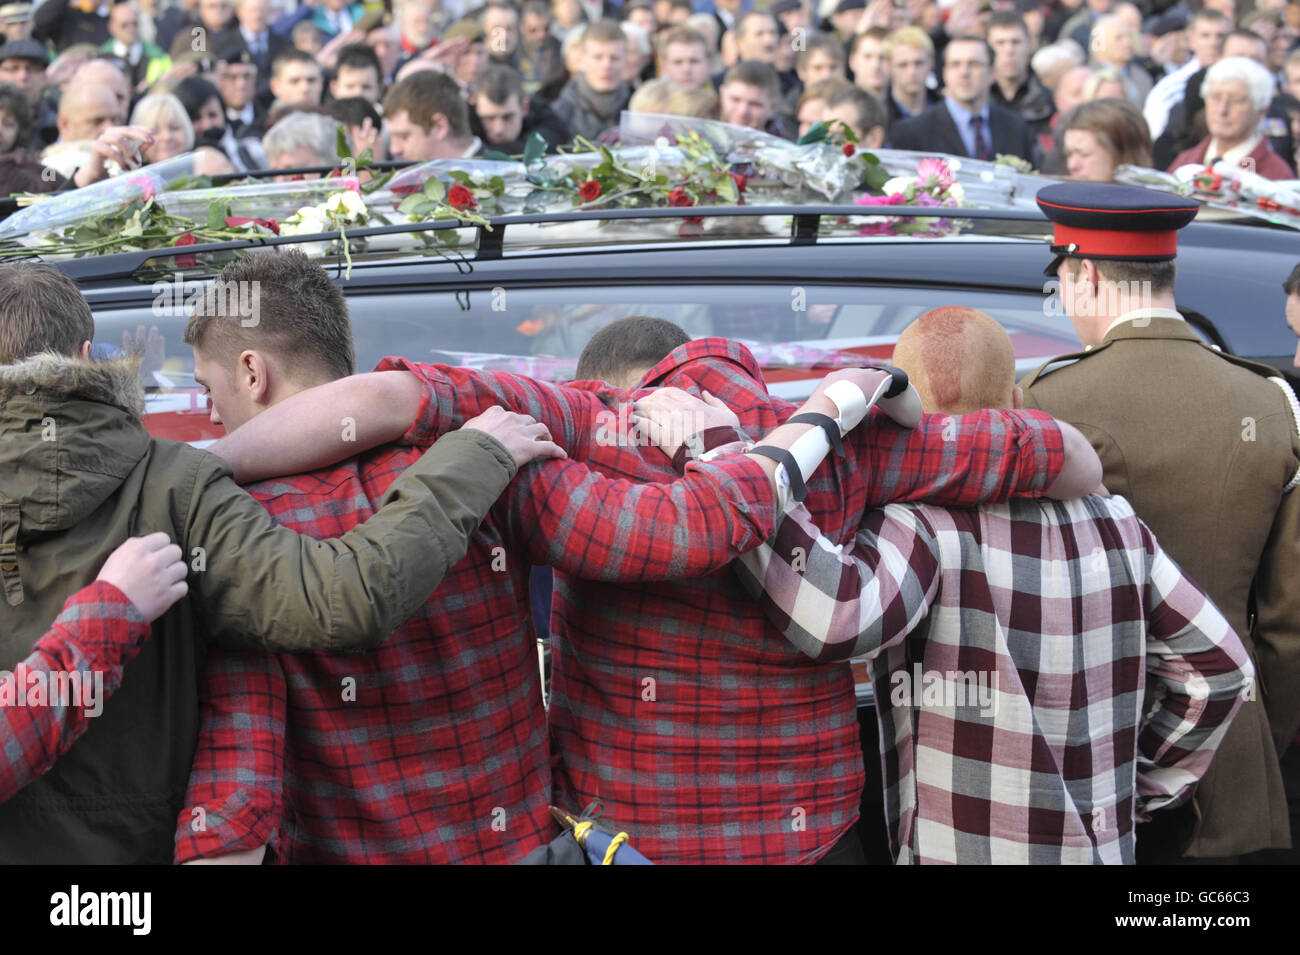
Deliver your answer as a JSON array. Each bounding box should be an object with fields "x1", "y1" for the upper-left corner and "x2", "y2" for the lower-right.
[
  {"x1": 0, "y1": 351, "x2": 145, "y2": 415},
  {"x1": 0, "y1": 351, "x2": 151, "y2": 540}
]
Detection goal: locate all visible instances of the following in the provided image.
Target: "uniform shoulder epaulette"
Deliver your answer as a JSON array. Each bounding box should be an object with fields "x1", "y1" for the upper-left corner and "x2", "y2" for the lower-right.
[
  {"x1": 1018, "y1": 344, "x2": 1107, "y2": 389},
  {"x1": 1199, "y1": 349, "x2": 1300, "y2": 490}
]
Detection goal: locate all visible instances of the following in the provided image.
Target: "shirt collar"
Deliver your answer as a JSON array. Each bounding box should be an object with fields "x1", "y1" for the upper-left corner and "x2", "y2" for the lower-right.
[
  {"x1": 944, "y1": 95, "x2": 988, "y2": 128},
  {"x1": 1208, "y1": 132, "x2": 1262, "y2": 168},
  {"x1": 1100, "y1": 307, "x2": 1184, "y2": 342},
  {"x1": 461, "y1": 135, "x2": 482, "y2": 158}
]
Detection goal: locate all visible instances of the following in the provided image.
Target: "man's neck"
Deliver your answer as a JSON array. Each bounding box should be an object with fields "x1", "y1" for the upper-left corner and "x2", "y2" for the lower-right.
[
  {"x1": 951, "y1": 93, "x2": 987, "y2": 114},
  {"x1": 994, "y1": 73, "x2": 1024, "y2": 100},
  {"x1": 894, "y1": 87, "x2": 927, "y2": 113},
  {"x1": 1082, "y1": 296, "x2": 1179, "y2": 347}
]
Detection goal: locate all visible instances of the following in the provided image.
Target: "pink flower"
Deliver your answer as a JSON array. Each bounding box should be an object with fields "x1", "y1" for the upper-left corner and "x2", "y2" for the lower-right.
[
  {"x1": 855, "y1": 192, "x2": 907, "y2": 206},
  {"x1": 916, "y1": 158, "x2": 955, "y2": 189},
  {"x1": 127, "y1": 175, "x2": 156, "y2": 202}
]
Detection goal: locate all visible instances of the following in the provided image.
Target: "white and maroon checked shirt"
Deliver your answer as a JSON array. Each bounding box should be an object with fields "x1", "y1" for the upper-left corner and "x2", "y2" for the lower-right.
[{"x1": 734, "y1": 493, "x2": 1253, "y2": 864}]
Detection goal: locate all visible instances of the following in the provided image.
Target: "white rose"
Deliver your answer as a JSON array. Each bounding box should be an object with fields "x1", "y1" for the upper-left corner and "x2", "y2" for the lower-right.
[
  {"x1": 883, "y1": 176, "x2": 912, "y2": 196},
  {"x1": 324, "y1": 190, "x2": 368, "y2": 222},
  {"x1": 470, "y1": 170, "x2": 487, "y2": 184},
  {"x1": 947, "y1": 181, "x2": 965, "y2": 203},
  {"x1": 947, "y1": 159, "x2": 962, "y2": 174},
  {"x1": 654, "y1": 136, "x2": 671, "y2": 151}
]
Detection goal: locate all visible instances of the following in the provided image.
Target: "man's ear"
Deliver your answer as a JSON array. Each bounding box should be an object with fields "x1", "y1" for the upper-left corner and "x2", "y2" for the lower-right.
[
  {"x1": 432, "y1": 111, "x2": 449, "y2": 139},
  {"x1": 237, "y1": 349, "x2": 272, "y2": 403},
  {"x1": 865, "y1": 125, "x2": 885, "y2": 148},
  {"x1": 520, "y1": 95, "x2": 530, "y2": 115},
  {"x1": 77, "y1": 340, "x2": 92, "y2": 360},
  {"x1": 1011, "y1": 384, "x2": 1023, "y2": 410}
]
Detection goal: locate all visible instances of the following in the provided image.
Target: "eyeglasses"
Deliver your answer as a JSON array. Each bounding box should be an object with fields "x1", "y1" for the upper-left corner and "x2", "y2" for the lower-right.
[{"x1": 1205, "y1": 93, "x2": 1252, "y2": 109}]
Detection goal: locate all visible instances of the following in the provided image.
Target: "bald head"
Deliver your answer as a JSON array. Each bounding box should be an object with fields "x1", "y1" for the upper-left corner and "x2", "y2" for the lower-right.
[
  {"x1": 891, "y1": 306, "x2": 1019, "y2": 414},
  {"x1": 72, "y1": 60, "x2": 131, "y2": 118},
  {"x1": 57, "y1": 82, "x2": 121, "y2": 142}
]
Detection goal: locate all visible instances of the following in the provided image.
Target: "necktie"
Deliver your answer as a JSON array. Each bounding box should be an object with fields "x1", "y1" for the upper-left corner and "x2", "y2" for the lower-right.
[{"x1": 970, "y1": 114, "x2": 992, "y2": 161}]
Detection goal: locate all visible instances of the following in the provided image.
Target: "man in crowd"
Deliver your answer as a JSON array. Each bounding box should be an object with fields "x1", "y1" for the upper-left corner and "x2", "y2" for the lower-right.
[
  {"x1": 720, "y1": 59, "x2": 792, "y2": 137},
  {"x1": 658, "y1": 23, "x2": 711, "y2": 91},
  {"x1": 217, "y1": 47, "x2": 265, "y2": 137},
  {"x1": 0, "y1": 261, "x2": 561, "y2": 862},
  {"x1": 550, "y1": 19, "x2": 631, "y2": 142},
  {"x1": 101, "y1": 0, "x2": 170, "y2": 93},
  {"x1": 987, "y1": 11, "x2": 1054, "y2": 140},
  {"x1": 329, "y1": 43, "x2": 383, "y2": 103},
  {"x1": 384, "y1": 69, "x2": 482, "y2": 160},
  {"x1": 849, "y1": 27, "x2": 890, "y2": 106},
  {"x1": 888, "y1": 34, "x2": 1035, "y2": 163},
  {"x1": 644, "y1": 305, "x2": 1252, "y2": 865},
  {"x1": 1144, "y1": 7, "x2": 1229, "y2": 141},
  {"x1": 0, "y1": 35, "x2": 49, "y2": 147},
  {"x1": 517, "y1": 0, "x2": 565, "y2": 96},
  {"x1": 474, "y1": 64, "x2": 569, "y2": 154},
  {"x1": 883, "y1": 25, "x2": 936, "y2": 125},
  {"x1": 268, "y1": 48, "x2": 323, "y2": 110},
  {"x1": 1021, "y1": 182, "x2": 1300, "y2": 863}
]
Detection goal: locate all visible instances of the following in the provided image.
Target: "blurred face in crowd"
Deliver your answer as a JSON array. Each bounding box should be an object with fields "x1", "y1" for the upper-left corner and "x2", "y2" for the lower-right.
[
  {"x1": 663, "y1": 39, "x2": 709, "y2": 89},
  {"x1": 736, "y1": 14, "x2": 777, "y2": 63},
  {"x1": 850, "y1": 36, "x2": 888, "y2": 96},
  {"x1": 1285, "y1": 290, "x2": 1300, "y2": 370},
  {"x1": 628, "y1": 7, "x2": 656, "y2": 36},
  {"x1": 1223, "y1": 33, "x2": 1267, "y2": 64},
  {"x1": 386, "y1": 109, "x2": 445, "y2": 160},
  {"x1": 191, "y1": 95, "x2": 226, "y2": 138},
  {"x1": 987, "y1": 23, "x2": 1028, "y2": 83},
  {"x1": 476, "y1": 92, "x2": 526, "y2": 144},
  {"x1": 58, "y1": 84, "x2": 121, "y2": 141},
  {"x1": 1203, "y1": 0, "x2": 1234, "y2": 21},
  {"x1": 1091, "y1": 17, "x2": 1133, "y2": 68},
  {"x1": 236, "y1": 0, "x2": 269, "y2": 33},
  {"x1": 1204, "y1": 77, "x2": 1263, "y2": 148},
  {"x1": 720, "y1": 79, "x2": 773, "y2": 129},
  {"x1": 0, "y1": 105, "x2": 18, "y2": 152},
  {"x1": 888, "y1": 42, "x2": 931, "y2": 100},
  {"x1": 0, "y1": 56, "x2": 44, "y2": 105},
  {"x1": 1188, "y1": 16, "x2": 1229, "y2": 68},
  {"x1": 1055, "y1": 65, "x2": 1092, "y2": 114},
  {"x1": 199, "y1": 0, "x2": 233, "y2": 32},
  {"x1": 1286, "y1": 58, "x2": 1300, "y2": 97},
  {"x1": 219, "y1": 61, "x2": 257, "y2": 109},
  {"x1": 77, "y1": 61, "x2": 130, "y2": 117},
  {"x1": 582, "y1": 39, "x2": 627, "y2": 93},
  {"x1": 332, "y1": 63, "x2": 380, "y2": 102},
  {"x1": 270, "y1": 60, "x2": 323, "y2": 106},
  {"x1": 1064, "y1": 129, "x2": 1115, "y2": 181},
  {"x1": 797, "y1": 95, "x2": 826, "y2": 137},
  {"x1": 368, "y1": 26, "x2": 399, "y2": 77},
  {"x1": 108, "y1": 2, "x2": 140, "y2": 46},
  {"x1": 455, "y1": 40, "x2": 488, "y2": 87},
  {"x1": 141, "y1": 109, "x2": 188, "y2": 163},
  {"x1": 832, "y1": 7, "x2": 863, "y2": 37},
  {"x1": 401, "y1": 1, "x2": 435, "y2": 50},
  {"x1": 943, "y1": 38, "x2": 991, "y2": 110},
  {"x1": 1270, "y1": 28, "x2": 1297, "y2": 72},
  {"x1": 552, "y1": 0, "x2": 582, "y2": 29},
  {"x1": 293, "y1": 23, "x2": 322, "y2": 54},
  {"x1": 520, "y1": 10, "x2": 550, "y2": 49},
  {"x1": 483, "y1": 6, "x2": 519, "y2": 58},
  {"x1": 799, "y1": 49, "x2": 843, "y2": 85},
  {"x1": 777, "y1": 5, "x2": 810, "y2": 34}
]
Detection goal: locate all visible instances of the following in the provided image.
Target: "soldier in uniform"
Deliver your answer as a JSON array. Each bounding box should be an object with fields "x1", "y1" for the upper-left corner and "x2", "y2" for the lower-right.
[{"x1": 1020, "y1": 182, "x2": 1300, "y2": 862}]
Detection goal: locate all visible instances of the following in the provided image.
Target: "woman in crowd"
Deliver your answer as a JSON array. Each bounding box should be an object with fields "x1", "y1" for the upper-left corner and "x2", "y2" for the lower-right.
[
  {"x1": 172, "y1": 75, "x2": 267, "y2": 172},
  {"x1": 1059, "y1": 97, "x2": 1153, "y2": 182},
  {"x1": 130, "y1": 90, "x2": 236, "y2": 174}
]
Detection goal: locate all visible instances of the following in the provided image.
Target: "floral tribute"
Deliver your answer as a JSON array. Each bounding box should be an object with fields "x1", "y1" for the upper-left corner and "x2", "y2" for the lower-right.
[{"x1": 853, "y1": 157, "x2": 966, "y2": 237}]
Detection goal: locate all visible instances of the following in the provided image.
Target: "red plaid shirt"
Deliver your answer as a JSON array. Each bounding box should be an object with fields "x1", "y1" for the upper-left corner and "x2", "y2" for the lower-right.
[
  {"x1": 379, "y1": 338, "x2": 1067, "y2": 863},
  {"x1": 1, "y1": 582, "x2": 149, "y2": 803},
  {"x1": 175, "y1": 413, "x2": 774, "y2": 863}
]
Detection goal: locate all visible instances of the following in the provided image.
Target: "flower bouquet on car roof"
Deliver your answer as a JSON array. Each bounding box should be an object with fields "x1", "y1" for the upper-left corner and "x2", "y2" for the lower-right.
[
  {"x1": 1117, "y1": 161, "x2": 1300, "y2": 229},
  {"x1": 853, "y1": 157, "x2": 968, "y2": 237}
]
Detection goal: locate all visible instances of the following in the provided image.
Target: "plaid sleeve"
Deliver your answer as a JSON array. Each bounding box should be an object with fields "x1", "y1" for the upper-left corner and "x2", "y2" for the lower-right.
[
  {"x1": 174, "y1": 647, "x2": 287, "y2": 862},
  {"x1": 375, "y1": 357, "x2": 619, "y2": 459},
  {"x1": 856, "y1": 408, "x2": 1066, "y2": 508},
  {"x1": 1137, "y1": 529, "x2": 1254, "y2": 818},
  {"x1": 499, "y1": 452, "x2": 779, "y2": 581},
  {"x1": 733, "y1": 502, "x2": 941, "y2": 663},
  {"x1": 0, "y1": 581, "x2": 148, "y2": 804}
]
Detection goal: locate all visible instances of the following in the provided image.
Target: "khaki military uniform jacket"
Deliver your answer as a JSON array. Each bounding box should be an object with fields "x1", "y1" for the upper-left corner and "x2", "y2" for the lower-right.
[{"x1": 1021, "y1": 313, "x2": 1300, "y2": 857}]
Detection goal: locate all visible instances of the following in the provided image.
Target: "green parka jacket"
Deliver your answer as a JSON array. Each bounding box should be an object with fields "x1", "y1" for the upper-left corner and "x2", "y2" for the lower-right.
[{"x1": 0, "y1": 351, "x2": 517, "y2": 862}]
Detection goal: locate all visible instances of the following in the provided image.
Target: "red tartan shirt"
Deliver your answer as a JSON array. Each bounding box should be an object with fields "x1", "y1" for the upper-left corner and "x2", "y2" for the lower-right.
[
  {"x1": 1, "y1": 582, "x2": 149, "y2": 804},
  {"x1": 175, "y1": 410, "x2": 776, "y2": 863},
  {"x1": 377, "y1": 338, "x2": 1067, "y2": 863}
]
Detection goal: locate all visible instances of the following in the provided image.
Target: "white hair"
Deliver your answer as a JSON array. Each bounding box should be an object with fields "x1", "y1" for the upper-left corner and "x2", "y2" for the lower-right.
[
  {"x1": 129, "y1": 93, "x2": 195, "y2": 151},
  {"x1": 1031, "y1": 41, "x2": 1086, "y2": 89},
  {"x1": 262, "y1": 110, "x2": 345, "y2": 166},
  {"x1": 1204, "y1": 55, "x2": 1275, "y2": 112}
]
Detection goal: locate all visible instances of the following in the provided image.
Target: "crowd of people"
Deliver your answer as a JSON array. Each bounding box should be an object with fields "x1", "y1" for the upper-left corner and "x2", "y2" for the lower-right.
[{"x1": 0, "y1": 0, "x2": 1297, "y2": 197}]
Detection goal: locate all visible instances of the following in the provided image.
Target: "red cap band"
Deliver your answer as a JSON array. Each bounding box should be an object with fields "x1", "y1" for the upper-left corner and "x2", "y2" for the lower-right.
[{"x1": 1052, "y1": 224, "x2": 1179, "y2": 258}]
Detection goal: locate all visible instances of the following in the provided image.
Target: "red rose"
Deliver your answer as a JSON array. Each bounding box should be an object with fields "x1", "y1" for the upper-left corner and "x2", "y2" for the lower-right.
[
  {"x1": 173, "y1": 232, "x2": 197, "y2": 268},
  {"x1": 448, "y1": 183, "x2": 478, "y2": 210},
  {"x1": 729, "y1": 171, "x2": 747, "y2": 193},
  {"x1": 1258, "y1": 197, "x2": 1282, "y2": 212},
  {"x1": 224, "y1": 216, "x2": 280, "y2": 234},
  {"x1": 391, "y1": 182, "x2": 419, "y2": 196},
  {"x1": 667, "y1": 187, "x2": 693, "y2": 207},
  {"x1": 578, "y1": 179, "x2": 601, "y2": 202},
  {"x1": 843, "y1": 143, "x2": 856, "y2": 157}
]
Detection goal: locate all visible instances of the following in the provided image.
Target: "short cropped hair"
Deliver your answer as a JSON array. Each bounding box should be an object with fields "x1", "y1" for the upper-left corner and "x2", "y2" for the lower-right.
[
  {"x1": 183, "y1": 249, "x2": 354, "y2": 383},
  {"x1": 797, "y1": 32, "x2": 846, "y2": 73},
  {"x1": 574, "y1": 316, "x2": 690, "y2": 385},
  {"x1": 0, "y1": 262, "x2": 95, "y2": 363},
  {"x1": 271, "y1": 47, "x2": 319, "y2": 79},
  {"x1": 382, "y1": 70, "x2": 470, "y2": 137},
  {"x1": 1283, "y1": 262, "x2": 1300, "y2": 297},
  {"x1": 659, "y1": 24, "x2": 709, "y2": 54},
  {"x1": 334, "y1": 43, "x2": 382, "y2": 80},
  {"x1": 1068, "y1": 256, "x2": 1177, "y2": 294},
  {"x1": 826, "y1": 84, "x2": 887, "y2": 134},
  {"x1": 884, "y1": 25, "x2": 934, "y2": 59},
  {"x1": 582, "y1": 18, "x2": 627, "y2": 48},
  {"x1": 477, "y1": 64, "x2": 525, "y2": 105},
  {"x1": 723, "y1": 59, "x2": 780, "y2": 102}
]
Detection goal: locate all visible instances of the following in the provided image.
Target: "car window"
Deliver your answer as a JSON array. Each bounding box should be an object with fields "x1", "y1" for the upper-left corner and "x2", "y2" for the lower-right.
[{"x1": 92, "y1": 282, "x2": 1078, "y2": 389}]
